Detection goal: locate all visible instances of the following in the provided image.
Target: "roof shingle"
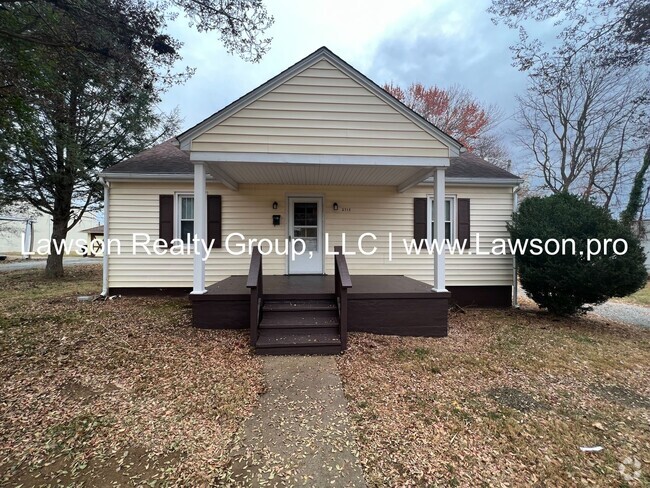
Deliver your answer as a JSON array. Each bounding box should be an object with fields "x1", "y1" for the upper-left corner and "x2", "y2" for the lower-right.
[
  {"x1": 103, "y1": 141, "x2": 520, "y2": 182},
  {"x1": 103, "y1": 140, "x2": 191, "y2": 174}
]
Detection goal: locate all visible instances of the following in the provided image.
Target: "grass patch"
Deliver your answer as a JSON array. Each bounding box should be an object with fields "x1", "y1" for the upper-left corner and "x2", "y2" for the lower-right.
[
  {"x1": 0, "y1": 265, "x2": 264, "y2": 486},
  {"x1": 617, "y1": 281, "x2": 650, "y2": 306},
  {"x1": 338, "y1": 306, "x2": 650, "y2": 487}
]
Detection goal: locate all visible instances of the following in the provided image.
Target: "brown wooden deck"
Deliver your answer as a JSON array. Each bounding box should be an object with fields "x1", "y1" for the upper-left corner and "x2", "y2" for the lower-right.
[
  {"x1": 197, "y1": 274, "x2": 440, "y2": 298},
  {"x1": 191, "y1": 274, "x2": 450, "y2": 346}
]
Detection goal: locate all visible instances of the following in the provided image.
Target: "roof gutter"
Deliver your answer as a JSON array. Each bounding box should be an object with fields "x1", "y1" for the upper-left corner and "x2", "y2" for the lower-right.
[
  {"x1": 100, "y1": 177, "x2": 110, "y2": 297},
  {"x1": 100, "y1": 172, "x2": 197, "y2": 181},
  {"x1": 426, "y1": 177, "x2": 524, "y2": 187}
]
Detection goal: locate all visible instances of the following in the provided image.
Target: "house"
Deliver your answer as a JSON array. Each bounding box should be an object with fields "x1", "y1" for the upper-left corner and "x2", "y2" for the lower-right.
[
  {"x1": 82, "y1": 225, "x2": 104, "y2": 257},
  {"x1": 100, "y1": 47, "x2": 521, "y2": 354},
  {"x1": 0, "y1": 208, "x2": 100, "y2": 257}
]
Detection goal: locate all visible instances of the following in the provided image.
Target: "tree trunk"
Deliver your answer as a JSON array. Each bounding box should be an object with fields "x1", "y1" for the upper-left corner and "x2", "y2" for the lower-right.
[
  {"x1": 45, "y1": 216, "x2": 68, "y2": 278},
  {"x1": 621, "y1": 145, "x2": 650, "y2": 227}
]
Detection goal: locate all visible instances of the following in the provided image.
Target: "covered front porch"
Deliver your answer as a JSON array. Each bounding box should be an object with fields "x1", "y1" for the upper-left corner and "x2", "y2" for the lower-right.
[{"x1": 187, "y1": 159, "x2": 452, "y2": 353}]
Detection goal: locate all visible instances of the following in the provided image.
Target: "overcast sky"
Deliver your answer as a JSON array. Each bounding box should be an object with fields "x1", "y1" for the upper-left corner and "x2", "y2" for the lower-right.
[{"x1": 160, "y1": 0, "x2": 539, "y2": 163}]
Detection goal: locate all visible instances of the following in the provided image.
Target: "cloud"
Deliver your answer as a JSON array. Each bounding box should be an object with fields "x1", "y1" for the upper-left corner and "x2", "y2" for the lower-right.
[
  {"x1": 158, "y1": 0, "x2": 546, "y2": 163},
  {"x1": 365, "y1": 0, "x2": 530, "y2": 149},
  {"x1": 159, "y1": 0, "x2": 435, "y2": 131}
]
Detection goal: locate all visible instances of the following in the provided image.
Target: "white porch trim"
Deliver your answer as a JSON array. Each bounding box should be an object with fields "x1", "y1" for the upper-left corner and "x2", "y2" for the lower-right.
[
  {"x1": 397, "y1": 168, "x2": 435, "y2": 193},
  {"x1": 204, "y1": 162, "x2": 239, "y2": 191},
  {"x1": 191, "y1": 162, "x2": 207, "y2": 295},
  {"x1": 190, "y1": 151, "x2": 450, "y2": 167},
  {"x1": 433, "y1": 168, "x2": 447, "y2": 292}
]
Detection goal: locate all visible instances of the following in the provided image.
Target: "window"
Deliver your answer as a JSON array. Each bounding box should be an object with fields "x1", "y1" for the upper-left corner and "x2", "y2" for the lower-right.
[
  {"x1": 177, "y1": 194, "x2": 194, "y2": 244},
  {"x1": 429, "y1": 197, "x2": 455, "y2": 242}
]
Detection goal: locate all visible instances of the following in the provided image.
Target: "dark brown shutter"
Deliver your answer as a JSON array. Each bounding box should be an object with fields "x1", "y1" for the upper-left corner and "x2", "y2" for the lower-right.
[
  {"x1": 159, "y1": 195, "x2": 174, "y2": 247},
  {"x1": 207, "y1": 195, "x2": 222, "y2": 248},
  {"x1": 414, "y1": 198, "x2": 428, "y2": 245},
  {"x1": 457, "y1": 198, "x2": 470, "y2": 248}
]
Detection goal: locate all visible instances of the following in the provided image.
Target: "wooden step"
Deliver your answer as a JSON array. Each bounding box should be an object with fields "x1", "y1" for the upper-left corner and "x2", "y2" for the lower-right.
[
  {"x1": 259, "y1": 310, "x2": 339, "y2": 329},
  {"x1": 255, "y1": 330, "x2": 342, "y2": 355},
  {"x1": 262, "y1": 299, "x2": 337, "y2": 312}
]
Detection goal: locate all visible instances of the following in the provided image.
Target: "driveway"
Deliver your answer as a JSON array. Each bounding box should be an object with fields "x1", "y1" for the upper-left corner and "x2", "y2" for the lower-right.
[
  {"x1": 0, "y1": 257, "x2": 101, "y2": 272},
  {"x1": 591, "y1": 301, "x2": 650, "y2": 329}
]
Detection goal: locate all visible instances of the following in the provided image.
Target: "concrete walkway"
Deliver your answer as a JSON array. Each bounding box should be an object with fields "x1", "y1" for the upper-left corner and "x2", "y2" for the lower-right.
[
  {"x1": 226, "y1": 356, "x2": 365, "y2": 487},
  {"x1": 592, "y1": 302, "x2": 650, "y2": 328}
]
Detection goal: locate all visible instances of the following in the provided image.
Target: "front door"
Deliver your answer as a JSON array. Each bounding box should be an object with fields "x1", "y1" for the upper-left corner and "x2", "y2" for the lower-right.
[{"x1": 288, "y1": 197, "x2": 323, "y2": 274}]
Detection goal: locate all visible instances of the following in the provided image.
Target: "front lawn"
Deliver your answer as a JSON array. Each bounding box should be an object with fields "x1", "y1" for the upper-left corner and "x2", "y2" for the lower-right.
[
  {"x1": 618, "y1": 282, "x2": 650, "y2": 307},
  {"x1": 0, "y1": 266, "x2": 263, "y2": 486},
  {"x1": 339, "y1": 306, "x2": 650, "y2": 486}
]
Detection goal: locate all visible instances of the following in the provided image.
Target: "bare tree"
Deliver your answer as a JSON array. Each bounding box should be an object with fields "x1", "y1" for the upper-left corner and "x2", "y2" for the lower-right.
[
  {"x1": 516, "y1": 59, "x2": 649, "y2": 210},
  {"x1": 489, "y1": 0, "x2": 650, "y2": 72}
]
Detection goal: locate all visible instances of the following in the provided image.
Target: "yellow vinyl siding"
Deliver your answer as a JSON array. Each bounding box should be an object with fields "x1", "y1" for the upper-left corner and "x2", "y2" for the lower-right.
[
  {"x1": 107, "y1": 182, "x2": 514, "y2": 289},
  {"x1": 191, "y1": 60, "x2": 448, "y2": 158}
]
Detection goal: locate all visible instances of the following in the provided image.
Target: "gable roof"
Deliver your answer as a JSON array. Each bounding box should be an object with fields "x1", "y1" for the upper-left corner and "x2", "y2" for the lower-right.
[
  {"x1": 102, "y1": 140, "x2": 520, "y2": 183},
  {"x1": 175, "y1": 46, "x2": 463, "y2": 154},
  {"x1": 82, "y1": 225, "x2": 104, "y2": 234}
]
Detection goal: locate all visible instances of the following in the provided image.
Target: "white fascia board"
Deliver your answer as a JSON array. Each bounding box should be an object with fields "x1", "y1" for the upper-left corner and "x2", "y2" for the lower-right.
[
  {"x1": 191, "y1": 151, "x2": 450, "y2": 167},
  {"x1": 176, "y1": 48, "x2": 463, "y2": 153},
  {"x1": 100, "y1": 173, "x2": 199, "y2": 181},
  {"x1": 439, "y1": 177, "x2": 524, "y2": 186}
]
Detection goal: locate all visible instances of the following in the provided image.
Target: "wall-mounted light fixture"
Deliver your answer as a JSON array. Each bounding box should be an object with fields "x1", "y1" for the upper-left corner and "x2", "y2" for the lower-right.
[
  {"x1": 333, "y1": 202, "x2": 339, "y2": 211},
  {"x1": 272, "y1": 201, "x2": 278, "y2": 209}
]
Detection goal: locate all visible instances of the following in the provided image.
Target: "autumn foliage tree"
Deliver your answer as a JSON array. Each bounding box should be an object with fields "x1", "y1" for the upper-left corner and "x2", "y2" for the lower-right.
[{"x1": 384, "y1": 82, "x2": 509, "y2": 166}]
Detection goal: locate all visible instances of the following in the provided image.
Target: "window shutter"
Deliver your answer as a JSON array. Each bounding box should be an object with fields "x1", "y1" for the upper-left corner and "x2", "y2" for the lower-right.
[
  {"x1": 457, "y1": 198, "x2": 470, "y2": 248},
  {"x1": 207, "y1": 195, "x2": 222, "y2": 248},
  {"x1": 159, "y1": 195, "x2": 174, "y2": 247},
  {"x1": 414, "y1": 198, "x2": 427, "y2": 245}
]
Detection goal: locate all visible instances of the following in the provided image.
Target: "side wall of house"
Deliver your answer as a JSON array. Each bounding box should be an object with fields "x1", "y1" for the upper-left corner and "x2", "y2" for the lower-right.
[{"x1": 107, "y1": 181, "x2": 515, "y2": 300}]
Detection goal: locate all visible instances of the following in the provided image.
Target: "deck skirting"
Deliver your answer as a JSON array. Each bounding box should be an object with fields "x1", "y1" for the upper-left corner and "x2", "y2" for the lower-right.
[{"x1": 190, "y1": 275, "x2": 450, "y2": 337}]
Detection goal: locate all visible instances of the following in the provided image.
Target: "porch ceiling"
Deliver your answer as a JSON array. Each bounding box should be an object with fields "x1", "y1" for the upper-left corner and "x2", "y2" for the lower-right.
[{"x1": 204, "y1": 162, "x2": 437, "y2": 191}]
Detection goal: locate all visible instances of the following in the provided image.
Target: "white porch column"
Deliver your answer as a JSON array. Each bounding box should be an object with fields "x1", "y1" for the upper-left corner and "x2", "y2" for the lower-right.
[
  {"x1": 433, "y1": 168, "x2": 447, "y2": 292},
  {"x1": 191, "y1": 162, "x2": 207, "y2": 295}
]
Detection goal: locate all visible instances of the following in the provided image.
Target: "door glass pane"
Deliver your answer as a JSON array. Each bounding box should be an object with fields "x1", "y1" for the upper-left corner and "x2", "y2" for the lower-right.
[
  {"x1": 181, "y1": 197, "x2": 194, "y2": 219},
  {"x1": 445, "y1": 200, "x2": 451, "y2": 220},
  {"x1": 293, "y1": 227, "x2": 318, "y2": 239},
  {"x1": 293, "y1": 202, "x2": 317, "y2": 226}
]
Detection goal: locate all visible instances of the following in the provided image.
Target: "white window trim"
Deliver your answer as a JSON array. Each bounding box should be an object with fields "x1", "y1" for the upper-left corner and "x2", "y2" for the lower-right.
[
  {"x1": 427, "y1": 194, "x2": 457, "y2": 244},
  {"x1": 175, "y1": 192, "x2": 195, "y2": 245}
]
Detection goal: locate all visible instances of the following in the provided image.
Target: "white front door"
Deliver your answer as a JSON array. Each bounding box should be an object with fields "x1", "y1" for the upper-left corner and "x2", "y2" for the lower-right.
[{"x1": 288, "y1": 197, "x2": 323, "y2": 274}]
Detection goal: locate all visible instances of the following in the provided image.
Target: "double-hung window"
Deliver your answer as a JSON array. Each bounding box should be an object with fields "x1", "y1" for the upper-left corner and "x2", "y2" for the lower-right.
[
  {"x1": 177, "y1": 194, "x2": 194, "y2": 244},
  {"x1": 428, "y1": 196, "x2": 455, "y2": 243}
]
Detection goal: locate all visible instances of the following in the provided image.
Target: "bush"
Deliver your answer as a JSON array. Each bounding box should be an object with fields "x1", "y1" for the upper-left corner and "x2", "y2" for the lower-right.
[{"x1": 508, "y1": 193, "x2": 647, "y2": 315}]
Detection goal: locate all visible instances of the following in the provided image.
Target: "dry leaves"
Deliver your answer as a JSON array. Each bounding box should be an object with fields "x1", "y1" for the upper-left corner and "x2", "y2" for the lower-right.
[
  {"x1": 0, "y1": 266, "x2": 264, "y2": 486},
  {"x1": 338, "y1": 305, "x2": 650, "y2": 487}
]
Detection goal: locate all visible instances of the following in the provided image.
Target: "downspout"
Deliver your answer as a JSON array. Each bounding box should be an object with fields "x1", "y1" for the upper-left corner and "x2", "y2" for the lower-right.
[
  {"x1": 100, "y1": 177, "x2": 110, "y2": 296},
  {"x1": 512, "y1": 188, "x2": 519, "y2": 308}
]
